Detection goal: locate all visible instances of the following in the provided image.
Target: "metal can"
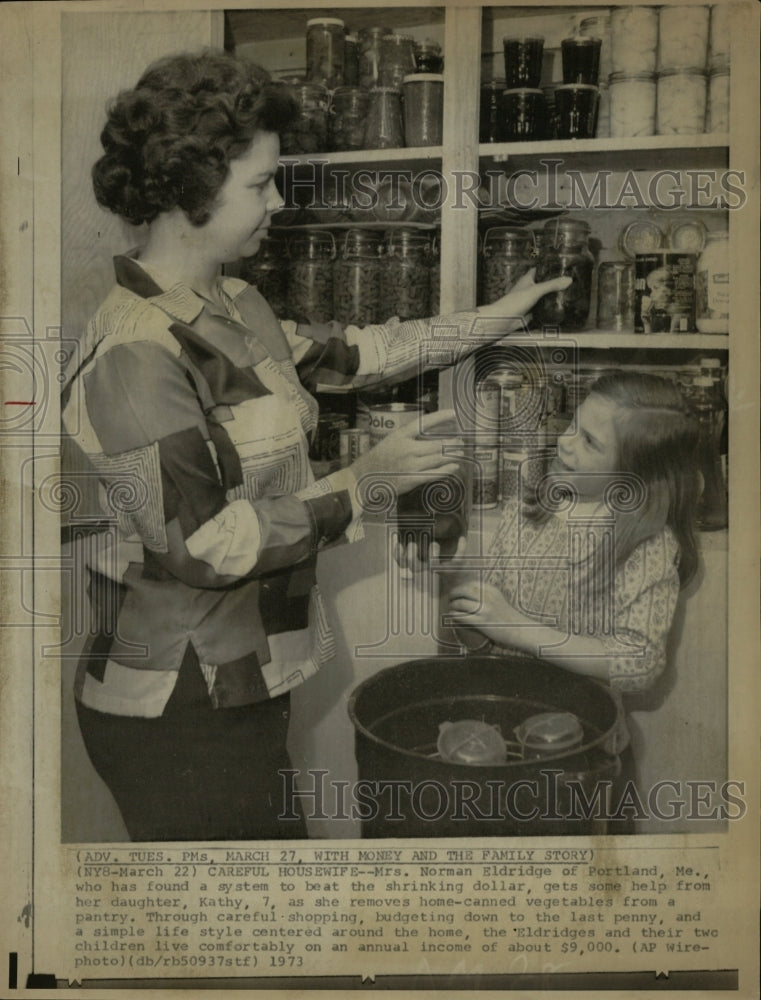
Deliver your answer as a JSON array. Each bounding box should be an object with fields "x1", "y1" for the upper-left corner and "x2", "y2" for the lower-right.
[
  {"x1": 472, "y1": 445, "x2": 500, "y2": 508},
  {"x1": 368, "y1": 402, "x2": 422, "y2": 445},
  {"x1": 310, "y1": 412, "x2": 350, "y2": 471},
  {"x1": 473, "y1": 378, "x2": 501, "y2": 443},
  {"x1": 634, "y1": 252, "x2": 697, "y2": 333},
  {"x1": 339, "y1": 428, "x2": 371, "y2": 466}
]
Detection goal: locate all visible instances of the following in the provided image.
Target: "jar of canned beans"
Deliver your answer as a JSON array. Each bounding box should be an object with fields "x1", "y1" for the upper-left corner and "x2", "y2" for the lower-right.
[
  {"x1": 533, "y1": 218, "x2": 594, "y2": 332},
  {"x1": 306, "y1": 17, "x2": 345, "y2": 89},
  {"x1": 329, "y1": 86, "x2": 370, "y2": 151},
  {"x1": 479, "y1": 227, "x2": 533, "y2": 305},
  {"x1": 333, "y1": 229, "x2": 384, "y2": 326},
  {"x1": 381, "y1": 229, "x2": 432, "y2": 321},
  {"x1": 280, "y1": 82, "x2": 329, "y2": 154},
  {"x1": 287, "y1": 231, "x2": 335, "y2": 324}
]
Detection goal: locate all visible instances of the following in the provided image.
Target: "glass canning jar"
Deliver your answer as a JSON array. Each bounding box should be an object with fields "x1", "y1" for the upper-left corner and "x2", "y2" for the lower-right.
[
  {"x1": 708, "y1": 67, "x2": 730, "y2": 133},
  {"x1": 381, "y1": 229, "x2": 432, "y2": 321},
  {"x1": 609, "y1": 72, "x2": 656, "y2": 137},
  {"x1": 364, "y1": 87, "x2": 404, "y2": 149},
  {"x1": 480, "y1": 79, "x2": 507, "y2": 142},
  {"x1": 343, "y1": 33, "x2": 360, "y2": 86},
  {"x1": 402, "y1": 74, "x2": 444, "y2": 147},
  {"x1": 328, "y1": 86, "x2": 370, "y2": 151},
  {"x1": 658, "y1": 6, "x2": 709, "y2": 72},
  {"x1": 596, "y1": 260, "x2": 636, "y2": 332},
  {"x1": 358, "y1": 26, "x2": 391, "y2": 88},
  {"x1": 287, "y1": 231, "x2": 335, "y2": 324},
  {"x1": 501, "y1": 88, "x2": 547, "y2": 142},
  {"x1": 479, "y1": 227, "x2": 533, "y2": 305},
  {"x1": 241, "y1": 235, "x2": 288, "y2": 319},
  {"x1": 533, "y1": 218, "x2": 594, "y2": 332},
  {"x1": 502, "y1": 36, "x2": 544, "y2": 88},
  {"x1": 333, "y1": 229, "x2": 384, "y2": 326},
  {"x1": 554, "y1": 83, "x2": 599, "y2": 139},
  {"x1": 610, "y1": 6, "x2": 658, "y2": 75},
  {"x1": 657, "y1": 68, "x2": 707, "y2": 134},
  {"x1": 414, "y1": 39, "x2": 444, "y2": 74},
  {"x1": 280, "y1": 82, "x2": 329, "y2": 154},
  {"x1": 306, "y1": 17, "x2": 345, "y2": 89},
  {"x1": 378, "y1": 33, "x2": 417, "y2": 90},
  {"x1": 561, "y1": 36, "x2": 602, "y2": 85},
  {"x1": 578, "y1": 12, "x2": 612, "y2": 81}
]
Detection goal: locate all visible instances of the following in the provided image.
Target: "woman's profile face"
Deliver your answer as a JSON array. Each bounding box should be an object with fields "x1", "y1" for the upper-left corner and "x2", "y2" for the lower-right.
[
  {"x1": 555, "y1": 393, "x2": 620, "y2": 475},
  {"x1": 201, "y1": 130, "x2": 284, "y2": 263}
]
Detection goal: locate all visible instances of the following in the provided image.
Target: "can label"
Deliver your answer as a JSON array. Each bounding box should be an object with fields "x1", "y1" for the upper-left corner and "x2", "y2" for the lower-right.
[
  {"x1": 339, "y1": 428, "x2": 371, "y2": 466},
  {"x1": 368, "y1": 403, "x2": 422, "y2": 445},
  {"x1": 635, "y1": 252, "x2": 697, "y2": 333},
  {"x1": 472, "y1": 445, "x2": 500, "y2": 508}
]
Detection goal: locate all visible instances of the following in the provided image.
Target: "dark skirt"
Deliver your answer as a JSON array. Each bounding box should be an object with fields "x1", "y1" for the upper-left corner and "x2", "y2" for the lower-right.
[{"x1": 76, "y1": 644, "x2": 308, "y2": 841}]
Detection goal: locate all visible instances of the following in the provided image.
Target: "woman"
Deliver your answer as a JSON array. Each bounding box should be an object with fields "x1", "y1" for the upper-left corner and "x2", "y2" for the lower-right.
[{"x1": 62, "y1": 50, "x2": 570, "y2": 841}]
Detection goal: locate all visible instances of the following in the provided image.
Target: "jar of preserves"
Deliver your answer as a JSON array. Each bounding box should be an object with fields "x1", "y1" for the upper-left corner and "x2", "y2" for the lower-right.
[
  {"x1": 561, "y1": 36, "x2": 602, "y2": 85},
  {"x1": 328, "y1": 86, "x2": 370, "y2": 151},
  {"x1": 402, "y1": 74, "x2": 444, "y2": 147},
  {"x1": 610, "y1": 6, "x2": 658, "y2": 75},
  {"x1": 658, "y1": 6, "x2": 709, "y2": 72},
  {"x1": 708, "y1": 67, "x2": 730, "y2": 132},
  {"x1": 501, "y1": 88, "x2": 547, "y2": 141},
  {"x1": 579, "y1": 12, "x2": 612, "y2": 82},
  {"x1": 287, "y1": 231, "x2": 335, "y2": 324},
  {"x1": 696, "y1": 230, "x2": 729, "y2": 333},
  {"x1": 609, "y1": 72, "x2": 656, "y2": 137},
  {"x1": 479, "y1": 227, "x2": 533, "y2": 305},
  {"x1": 596, "y1": 260, "x2": 635, "y2": 332},
  {"x1": 480, "y1": 79, "x2": 507, "y2": 142},
  {"x1": 306, "y1": 17, "x2": 345, "y2": 89},
  {"x1": 414, "y1": 39, "x2": 444, "y2": 74},
  {"x1": 709, "y1": 4, "x2": 730, "y2": 69},
  {"x1": 657, "y1": 69, "x2": 707, "y2": 134},
  {"x1": 381, "y1": 229, "x2": 431, "y2": 321},
  {"x1": 364, "y1": 87, "x2": 404, "y2": 149},
  {"x1": 358, "y1": 26, "x2": 391, "y2": 89},
  {"x1": 502, "y1": 36, "x2": 544, "y2": 88},
  {"x1": 241, "y1": 235, "x2": 288, "y2": 318},
  {"x1": 378, "y1": 33, "x2": 417, "y2": 90},
  {"x1": 533, "y1": 218, "x2": 594, "y2": 332},
  {"x1": 333, "y1": 229, "x2": 384, "y2": 326},
  {"x1": 280, "y1": 82, "x2": 329, "y2": 154},
  {"x1": 343, "y1": 33, "x2": 360, "y2": 86},
  {"x1": 554, "y1": 83, "x2": 599, "y2": 139}
]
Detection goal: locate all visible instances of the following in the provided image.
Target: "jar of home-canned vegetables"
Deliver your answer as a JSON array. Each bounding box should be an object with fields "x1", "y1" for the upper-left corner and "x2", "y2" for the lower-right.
[
  {"x1": 658, "y1": 6, "x2": 709, "y2": 72},
  {"x1": 402, "y1": 74, "x2": 444, "y2": 147},
  {"x1": 329, "y1": 86, "x2": 370, "y2": 151},
  {"x1": 378, "y1": 33, "x2": 417, "y2": 90},
  {"x1": 280, "y1": 82, "x2": 329, "y2": 154},
  {"x1": 358, "y1": 26, "x2": 391, "y2": 88},
  {"x1": 241, "y1": 235, "x2": 289, "y2": 319},
  {"x1": 333, "y1": 229, "x2": 384, "y2": 326},
  {"x1": 708, "y1": 67, "x2": 729, "y2": 132},
  {"x1": 306, "y1": 17, "x2": 345, "y2": 89},
  {"x1": 533, "y1": 218, "x2": 594, "y2": 331},
  {"x1": 610, "y1": 6, "x2": 658, "y2": 74},
  {"x1": 287, "y1": 231, "x2": 335, "y2": 324},
  {"x1": 381, "y1": 228, "x2": 431, "y2": 321},
  {"x1": 596, "y1": 260, "x2": 636, "y2": 332},
  {"x1": 479, "y1": 227, "x2": 533, "y2": 305},
  {"x1": 365, "y1": 87, "x2": 405, "y2": 149},
  {"x1": 657, "y1": 68, "x2": 707, "y2": 134},
  {"x1": 609, "y1": 72, "x2": 656, "y2": 137}
]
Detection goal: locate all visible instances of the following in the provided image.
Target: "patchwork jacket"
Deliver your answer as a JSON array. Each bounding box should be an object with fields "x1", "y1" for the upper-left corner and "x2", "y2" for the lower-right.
[{"x1": 62, "y1": 254, "x2": 481, "y2": 717}]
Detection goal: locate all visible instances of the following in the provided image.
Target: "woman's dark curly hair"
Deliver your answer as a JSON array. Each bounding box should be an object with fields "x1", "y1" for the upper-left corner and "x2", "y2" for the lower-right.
[{"x1": 92, "y1": 50, "x2": 299, "y2": 226}]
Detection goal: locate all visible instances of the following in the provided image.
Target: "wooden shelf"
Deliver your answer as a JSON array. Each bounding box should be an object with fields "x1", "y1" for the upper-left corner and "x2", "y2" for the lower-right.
[{"x1": 280, "y1": 146, "x2": 443, "y2": 168}]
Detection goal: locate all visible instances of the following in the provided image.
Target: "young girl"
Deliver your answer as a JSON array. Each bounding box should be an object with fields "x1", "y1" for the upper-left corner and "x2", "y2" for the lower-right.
[{"x1": 447, "y1": 370, "x2": 701, "y2": 698}]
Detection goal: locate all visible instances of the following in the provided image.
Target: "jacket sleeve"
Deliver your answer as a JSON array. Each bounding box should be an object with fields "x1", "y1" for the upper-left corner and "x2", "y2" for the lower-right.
[{"x1": 76, "y1": 338, "x2": 356, "y2": 590}]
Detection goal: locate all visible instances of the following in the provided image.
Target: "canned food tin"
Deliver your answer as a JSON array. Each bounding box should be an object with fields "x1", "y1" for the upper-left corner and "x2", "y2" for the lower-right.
[
  {"x1": 635, "y1": 252, "x2": 697, "y2": 333},
  {"x1": 473, "y1": 379, "x2": 501, "y2": 443},
  {"x1": 368, "y1": 402, "x2": 422, "y2": 445},
  {"x1": 472, "y1": 445, "x2": 500, "y2": 508},
  {"x1": 339, "y1": 428, "x2": 371, "y2": 466},
  {"x1": 310, "y1": 412, "x2": 350, "y2": 465}
]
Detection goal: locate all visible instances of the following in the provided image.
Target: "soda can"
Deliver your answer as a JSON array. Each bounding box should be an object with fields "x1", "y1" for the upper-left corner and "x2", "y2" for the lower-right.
[
  {"x1": 472, "y1": 444, "x2": 500, "y2": 508},
  {"x1": 368, "y1": 402, "x2": 422, "y2": 445},
  {"x1": 339, "y1": 428, "x2": 371, "y2": 466}
]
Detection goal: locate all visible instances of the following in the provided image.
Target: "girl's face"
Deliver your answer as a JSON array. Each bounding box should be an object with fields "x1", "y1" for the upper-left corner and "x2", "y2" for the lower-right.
[
  {"x1": 555, "y1": 393, "x2": 620, "y2": 475},
  {"x1": 201, "y1": 130, "x2": 284, "y2": 263}
]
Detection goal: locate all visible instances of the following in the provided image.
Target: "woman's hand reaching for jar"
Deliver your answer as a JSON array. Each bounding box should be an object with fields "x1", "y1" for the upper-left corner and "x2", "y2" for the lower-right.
[{"x1": 474, "y1": 268, "x2": 573, "y2": 337}]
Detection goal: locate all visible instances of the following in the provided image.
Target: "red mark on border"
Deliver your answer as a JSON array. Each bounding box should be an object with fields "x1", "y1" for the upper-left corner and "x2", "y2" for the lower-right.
[{"x1": 4, "y1": 401, "x2": 36, "y2": 405}]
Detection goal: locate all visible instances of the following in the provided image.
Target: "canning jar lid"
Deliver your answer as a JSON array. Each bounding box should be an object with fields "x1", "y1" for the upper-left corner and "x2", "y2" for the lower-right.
[
  {"x1": 306, "y1": 16, "x2": 345, "y2": 28},
  {"x1": 502, "y1": 86, "x2": 545, "y2": 95},
  {"x1": 402, "y1": 73, "x2": 444, "y2": 84},
  {"x1": 554, "y1": 83, "x2": 600, "y2": 92},
  {"x1": 437, "y1": 720, "x2": 508, "y2": 765},
  {"x1": 657, "y1": 66, "x2": 707, "y2": 78},
  {"x1": 620, "y1": 219, "x2": 664, "y2": 256},
  {"x1": 514, "y1": 711, "x2": 584, "y2": 753},
  {"x1": 543, "y1": 216, "x2": 591, "y2": 233},
  {"x1": 668, "y1": 220, "x2": 707, "y2": 252},
  {"x1": 609, "y1": 71, "x2": 656, "y2": 83}
]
